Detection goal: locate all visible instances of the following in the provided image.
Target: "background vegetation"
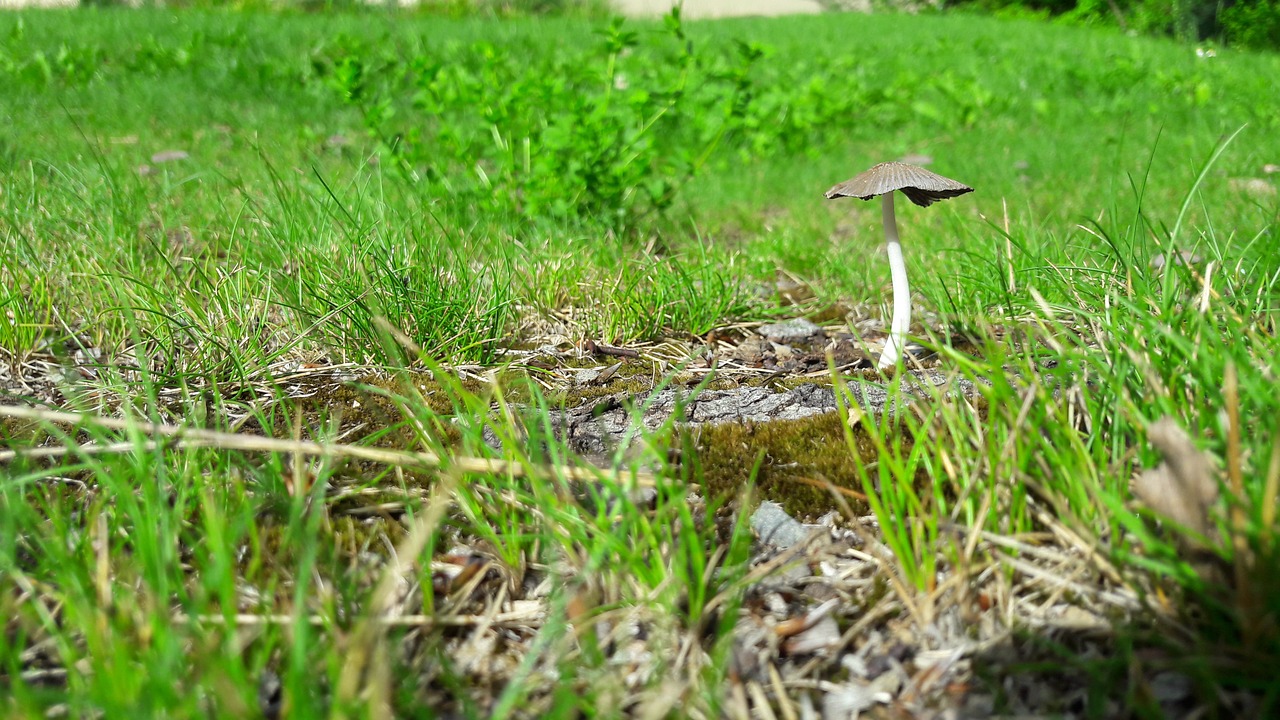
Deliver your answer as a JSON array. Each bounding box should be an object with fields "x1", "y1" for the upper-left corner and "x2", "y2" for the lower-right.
[
  {"x1": 944, "y1": 0, "x2": 1280, "y2": 50},
  {"x1": 72, "y1": 0, "x2": 1280, "y2": 50}
]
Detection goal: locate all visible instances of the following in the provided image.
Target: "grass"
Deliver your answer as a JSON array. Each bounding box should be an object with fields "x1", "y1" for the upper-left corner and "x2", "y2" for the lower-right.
[{"x1": 2, "y1": 5, "x2": 1279, "y2": 718}]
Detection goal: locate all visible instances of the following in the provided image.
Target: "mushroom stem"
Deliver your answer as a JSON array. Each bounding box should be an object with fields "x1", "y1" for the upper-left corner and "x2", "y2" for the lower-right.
[{"x1": 879, "y1": 191, "x2": 911, "y2": 369}]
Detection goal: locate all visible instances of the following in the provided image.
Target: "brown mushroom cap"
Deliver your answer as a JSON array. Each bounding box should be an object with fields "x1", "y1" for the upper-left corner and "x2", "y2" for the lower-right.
[{"x1": 825, "y1": 161, "x2": 973, "y2": 208}]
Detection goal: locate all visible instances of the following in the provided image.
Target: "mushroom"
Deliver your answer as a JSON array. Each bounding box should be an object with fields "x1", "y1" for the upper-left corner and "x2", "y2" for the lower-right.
[{"x1": 825, "y1": 161, "x2": 973, "y2": 369}]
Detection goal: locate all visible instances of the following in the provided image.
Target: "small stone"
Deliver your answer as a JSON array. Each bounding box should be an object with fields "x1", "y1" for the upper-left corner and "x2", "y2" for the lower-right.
[
  {"x1": 732, "y1": 337, "x2": 768, "y2": 364},
  {"x1": 853, "y1": 317, "x2": 884, "y2": 335},
  {"x1": 758, "y1": 318, "x2": 824, "y2": 343},
  {"x1": 1150, "y1": 671, "x2": 1192, "y2": 704},
  {"x1": 751, "y1": 502, "x2": 820, "y2": 549},
  {"x1": 258, "y1": 669, "x2": 283, "y2": 720},
  {"x1": 1048, "y1": 605, "x2": 1108, "y2": 632},
  {"x1": 1150, "y1": 250, "x2": 1202, "y2": 271},
  {"x1": 150, "y1": 150, "x2": 189, "y2": 164}
]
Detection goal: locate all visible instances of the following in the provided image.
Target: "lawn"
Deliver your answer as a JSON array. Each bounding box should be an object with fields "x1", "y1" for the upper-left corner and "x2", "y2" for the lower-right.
[{"x1": 1, "y1": 6, "x2": 1279, "y2": 718}]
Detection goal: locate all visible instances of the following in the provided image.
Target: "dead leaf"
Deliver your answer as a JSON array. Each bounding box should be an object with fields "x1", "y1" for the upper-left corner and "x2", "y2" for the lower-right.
[
  {"x1": 1131, "y1": 417, "x2": 1219, "y2": 537},
  {"x1": 594, "y1": 361, "x2": 622, "y2": 385},
  {"x1": 783, "y1": 614, "x2": 841, "y2": 655}
]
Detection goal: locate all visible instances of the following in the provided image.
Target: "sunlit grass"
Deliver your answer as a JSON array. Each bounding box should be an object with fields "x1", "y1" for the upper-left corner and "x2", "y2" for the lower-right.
[{"x1": 2, "y1": 5, "x2": 1279, "y2": 717}]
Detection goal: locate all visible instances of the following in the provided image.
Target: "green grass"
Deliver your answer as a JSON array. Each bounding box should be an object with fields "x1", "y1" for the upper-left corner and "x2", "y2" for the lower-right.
[{"x1": 2, "y1": 6, "x2": 1279, "y2": 718}]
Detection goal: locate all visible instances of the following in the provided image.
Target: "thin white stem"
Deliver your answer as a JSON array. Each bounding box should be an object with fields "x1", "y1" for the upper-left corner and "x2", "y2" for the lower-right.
[{"x1": 879, "y1": 192, "x2": 911, "y2": 369}]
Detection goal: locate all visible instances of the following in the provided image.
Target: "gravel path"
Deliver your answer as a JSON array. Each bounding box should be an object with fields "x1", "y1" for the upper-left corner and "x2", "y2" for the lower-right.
[{"x1": 613, "y1": 0, "x2": 823, "y2": 18}]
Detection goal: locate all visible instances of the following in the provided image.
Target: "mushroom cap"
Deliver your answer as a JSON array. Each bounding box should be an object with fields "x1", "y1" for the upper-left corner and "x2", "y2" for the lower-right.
[{"x1": 825, "y1": 161, "x2": 973, "y2": 208}]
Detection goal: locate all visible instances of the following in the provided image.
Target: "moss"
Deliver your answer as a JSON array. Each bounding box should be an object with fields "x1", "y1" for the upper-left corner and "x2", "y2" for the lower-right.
[
  {"x1": 805, "y1": 302, "x2": 855, "y2": 325},
  {"x1": 702, "y1": 376, "x2": 743, "y2": 392},
  {"x1": 0, "y1": 415, "x2": 51, "y2": 446},
  {"x1": 553, "y1": 376, "x2": 654, "y2": 405},
  {"x1": 238, "y1": 374, "x2": 462, "y2": 490},
  {"x1": 545, "y1": 358, "x2": 657, "y2": 406},
  {"x1": 242, "y1": 515, "x2": 406, "y2": 605},
  {"x1": 249, "y1": 379, "x2": 420, "y2": 449},
  {"x1": 231, "y1": 361, "x2": 928, "y2": 522},
  {"x1": 686, "y1": 410, "x2": 896, "y2": 521},
  {"x1": 250, "y1": 368, "x2": 507, "y2": 442},
  {"x1": 774, "y1": 375, "x2": 835, "y2": 391}
]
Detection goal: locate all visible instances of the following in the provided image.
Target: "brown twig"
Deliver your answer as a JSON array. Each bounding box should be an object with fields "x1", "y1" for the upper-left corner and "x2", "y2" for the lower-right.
[
  {"x1": 1224, "y1": 363, "x2": 1257, "y2": 646},
  {"x1": 0, "y1": 404, "x2": 654, "y2": 486},
  {"x1": 584, "y1": 339, "x2": 640, "y2": 359},
  {"x1": 1262, "y1": 431, "x2": 1280, "y2": 551},
  {"x1": 780, "y1": 474, "x2": 868, "y2": 501},
  {"x1": 175, "y1": 610, "x2": 545, "y2": 628}
]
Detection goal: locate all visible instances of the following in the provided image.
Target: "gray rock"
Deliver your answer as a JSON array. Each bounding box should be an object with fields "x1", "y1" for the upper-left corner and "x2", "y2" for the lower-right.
[
  {"x1": 751, "y1": 501, "x2": 817, "y2": 549},
  {"x1": 1150, "y1": 250, "x2": 1203, "y2": 271},
  {"x1": 758, "y1": 318, "x2": 824, "y2": 343},
  {"x1": 553, "y1": 373, "x2": 979, "y2": 458}
]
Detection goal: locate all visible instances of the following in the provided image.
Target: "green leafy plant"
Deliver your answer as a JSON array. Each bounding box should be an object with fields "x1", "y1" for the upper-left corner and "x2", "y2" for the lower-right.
[{"x1": 311, "y1": 11, "x2": 766, "y2": 234}]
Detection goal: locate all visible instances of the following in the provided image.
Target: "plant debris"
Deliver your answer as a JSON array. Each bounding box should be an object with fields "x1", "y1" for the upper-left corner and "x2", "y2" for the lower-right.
[{"x1": 1132, "y1": 416, "x2": 1220, "y2": 538}]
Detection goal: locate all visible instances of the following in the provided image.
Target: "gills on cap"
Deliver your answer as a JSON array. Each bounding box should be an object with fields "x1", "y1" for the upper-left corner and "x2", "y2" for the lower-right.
[{"x1": 825, "y1": 161, "x2": 974, "y2": 208}]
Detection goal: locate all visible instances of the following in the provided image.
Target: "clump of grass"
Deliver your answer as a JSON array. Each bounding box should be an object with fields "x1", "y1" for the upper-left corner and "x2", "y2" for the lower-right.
[{"x1": 0, "y1": 269, "x2": 52, "y2": 366}]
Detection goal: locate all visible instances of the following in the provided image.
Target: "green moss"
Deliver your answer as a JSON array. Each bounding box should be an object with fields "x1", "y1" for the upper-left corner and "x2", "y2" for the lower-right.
[
  {"x1": 236, "y1": 374, "x2": 459, "y2": 491},
  {"x1": 774, "y1": 375, "x2": 835, "y2": 391},
  {"x1": 0, "y1": 415, "x2": 51, "y2": 446},
  {"x1": 686, "y1": 411, "x2": 892, "y2": 520},
  {"x1": 553, "y1": 376, "x2": 654, "y2": 405},
  {"x1": 249, "y1": 378, "x2": 420, "y2": 449},
  {"x1": 544, "y1": 358, "x2": 657, "y2": 406},
  {"x1": 242, "y1": 515, "x2": 406, "y2": 605}
]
